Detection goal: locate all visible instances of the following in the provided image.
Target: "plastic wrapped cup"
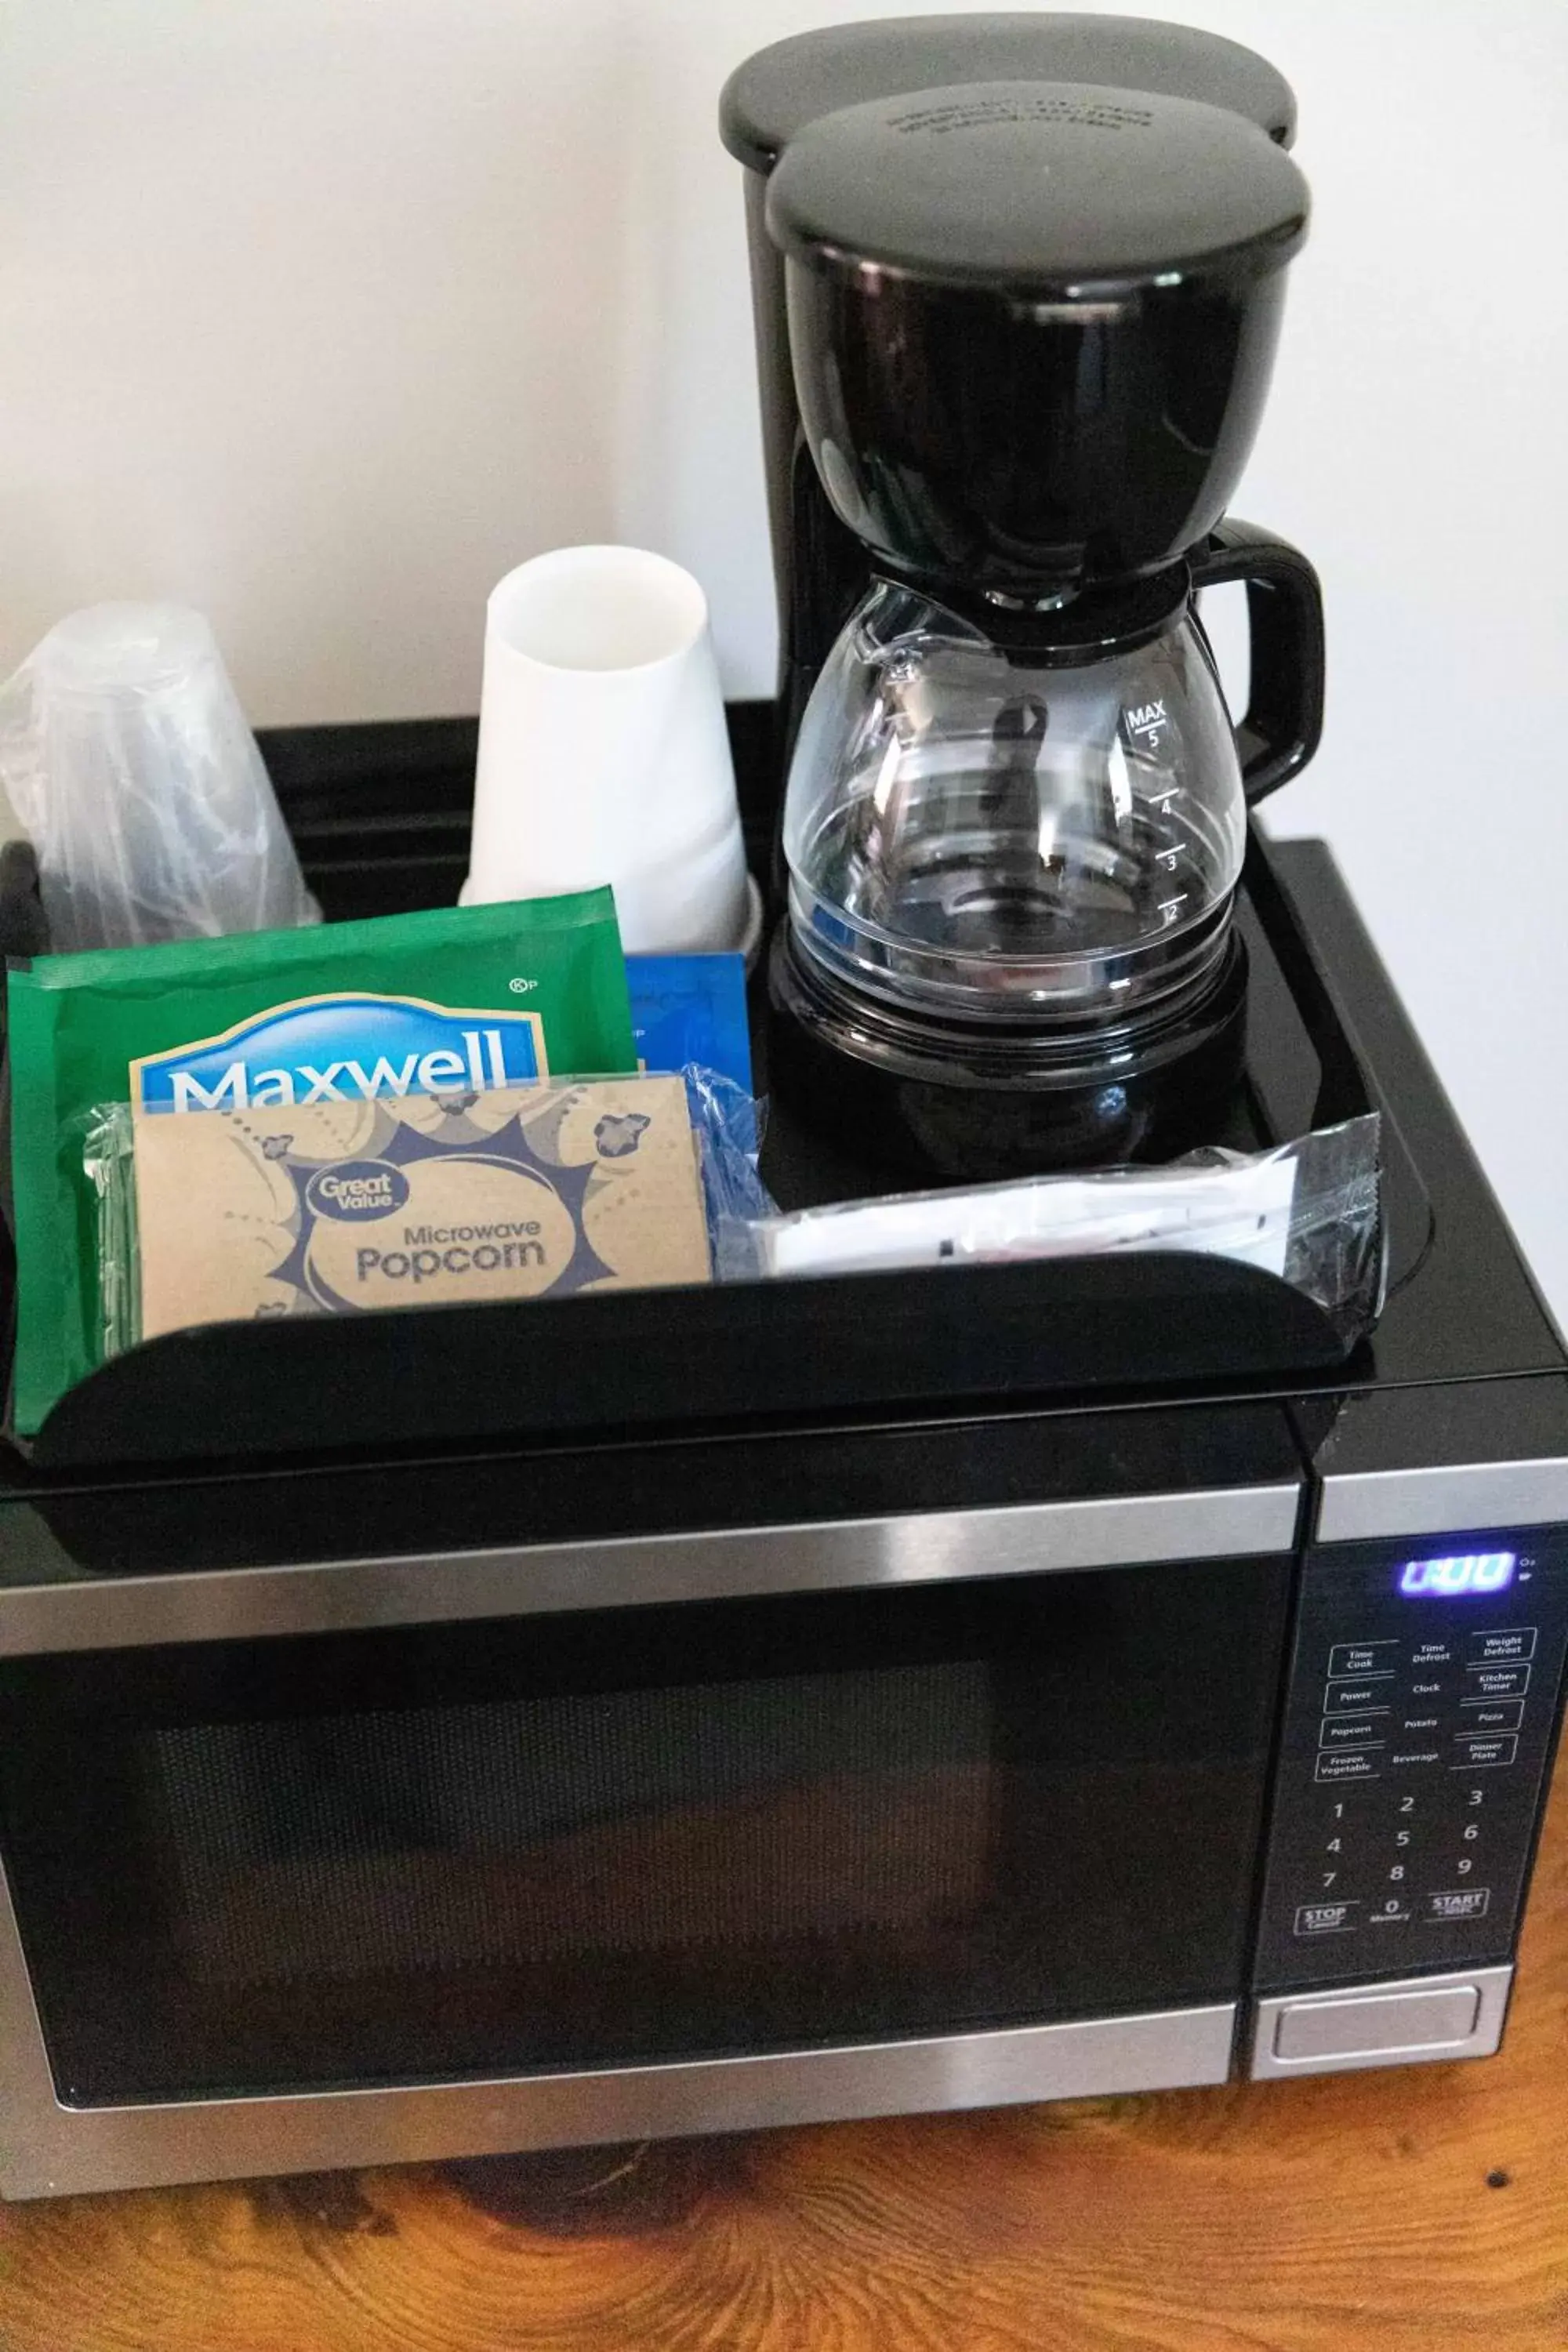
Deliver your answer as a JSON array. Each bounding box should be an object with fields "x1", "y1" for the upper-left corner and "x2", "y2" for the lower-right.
[
  {"x1": 463, "y1": 546, "x2": 757, "y2": 956},
  {"x1": 0, "y1": 603, "x2": 318, "y2": 952}
]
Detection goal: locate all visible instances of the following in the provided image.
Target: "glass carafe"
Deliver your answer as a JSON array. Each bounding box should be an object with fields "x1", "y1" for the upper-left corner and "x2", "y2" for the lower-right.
[
  {"x1": 786, "y1": 579, "x2": 1247, "y2": 1033},
  {"x1": 771, "y1": 527, "x2": 1324, "y2": 1178}
]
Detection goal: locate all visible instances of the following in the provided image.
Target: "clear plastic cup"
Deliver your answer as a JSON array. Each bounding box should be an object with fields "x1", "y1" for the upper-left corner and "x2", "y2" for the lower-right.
[{"x1": 0, "y1": 603, "x2": 318, "y2": 951}]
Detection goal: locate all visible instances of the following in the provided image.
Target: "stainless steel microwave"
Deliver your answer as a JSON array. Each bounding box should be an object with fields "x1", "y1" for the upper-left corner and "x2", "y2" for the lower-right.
[
  {"x1": 0, "y1": 791, "x2": 1563, "y2": 2201},
  {"x1": 0, "y1": 1393, "x2": 1564, "y2": 2200}
]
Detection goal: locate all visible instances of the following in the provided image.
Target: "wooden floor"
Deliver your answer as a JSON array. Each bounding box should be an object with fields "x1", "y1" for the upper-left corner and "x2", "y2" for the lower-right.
[{"x1": 5, "y1": 1751, "x2": 1568, "y2": 2352}]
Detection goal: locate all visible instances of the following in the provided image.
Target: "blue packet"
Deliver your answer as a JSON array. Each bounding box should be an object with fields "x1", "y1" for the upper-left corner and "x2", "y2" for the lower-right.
[{"x1": 626, "y1": 953, "x2": 753, "y2": 1094}]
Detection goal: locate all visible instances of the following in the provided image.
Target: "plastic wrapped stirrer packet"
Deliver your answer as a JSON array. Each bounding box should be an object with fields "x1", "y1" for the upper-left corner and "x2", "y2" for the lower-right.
[
  {"x1": 727, "y1": 1116, "x2": 1385, "y2": 1346},
  {"x1": 8, "y1": 887, "x2": 635, "y2": 1432}
]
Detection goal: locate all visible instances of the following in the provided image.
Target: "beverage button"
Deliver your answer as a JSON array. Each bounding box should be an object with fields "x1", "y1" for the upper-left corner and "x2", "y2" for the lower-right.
[
  {"x1": 1316, "y1": 1750, "x2": 1381, "y2": 1783},
  {"x1": 1329, "y1": 1642, "x2": 1397, "y2": 1680},
  {"x1": 1451, "y1": 1733, "x2": 1518, "y2": 1768},
  {"x1": 1387, "y1": 1747, "x2": 1442, "y2": 1769},
  {"x1": 1319, "y1": 1715, "x2": 1387, "y2": 1748},
  {"x1": 1425, "y1": 1888, "x2": 1490, "y2": 1922},
  {"x1": 1325, "y1": 1680, "x2": 1394, "y2": 1712},
  {"x1": 1467, "y1": 1628, "x2": 1537, "y2": 1664},
  {"x1": 1295, "y1": 1900, "x2": 1360, "y2": 1936},
  {"x1": 1465, "y1": 1664, "x2": 1530, "y2": 1700},
  {"x1": 1462, "y1": 1700, "x2": 1525, "y2": 1733}
]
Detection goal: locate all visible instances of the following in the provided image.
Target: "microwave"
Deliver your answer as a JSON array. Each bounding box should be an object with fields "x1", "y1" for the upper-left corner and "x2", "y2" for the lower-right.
[{"x1": 0, "y1": 724, "x2": 1562, "y2": 2200}]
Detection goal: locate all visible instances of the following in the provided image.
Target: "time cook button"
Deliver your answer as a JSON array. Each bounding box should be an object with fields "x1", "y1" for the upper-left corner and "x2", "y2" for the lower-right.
[{"x1": 1328, "y1": 1642, "x2": 1396, "y2": 1680}]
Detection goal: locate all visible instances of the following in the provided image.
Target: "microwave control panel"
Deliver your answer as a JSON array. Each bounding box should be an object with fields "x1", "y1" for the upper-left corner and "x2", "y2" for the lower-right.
[{"x1": 1254, "y1": 1529, "x2": 1568, "y2": 1990}]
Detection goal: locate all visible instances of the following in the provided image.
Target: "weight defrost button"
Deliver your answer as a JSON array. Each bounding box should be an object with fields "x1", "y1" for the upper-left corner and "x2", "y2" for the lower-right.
[{"x1": 1467, "y1": 1629, "x2": 1537, "y2": 1664}]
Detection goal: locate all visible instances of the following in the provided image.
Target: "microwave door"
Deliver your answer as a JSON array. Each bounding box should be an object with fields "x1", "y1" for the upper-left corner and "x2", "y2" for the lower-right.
[{"x1": 0, "y1": 1482, "x2": 1297, "y2": 2195}]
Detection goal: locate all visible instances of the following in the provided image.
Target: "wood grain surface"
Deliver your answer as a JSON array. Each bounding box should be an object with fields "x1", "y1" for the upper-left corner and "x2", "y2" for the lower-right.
[{"x1": 4, "y1": 1748, "x2": 1568, "y2": 2351}]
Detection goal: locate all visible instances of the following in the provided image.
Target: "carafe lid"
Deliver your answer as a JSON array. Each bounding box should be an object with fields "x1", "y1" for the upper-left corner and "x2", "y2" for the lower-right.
[
  {"x1": 768, "y1": 81, "x2": 1308, "y2": 292},
  {"x1": 720, "y1": 13, "x2": 1296, "y2": 172}
]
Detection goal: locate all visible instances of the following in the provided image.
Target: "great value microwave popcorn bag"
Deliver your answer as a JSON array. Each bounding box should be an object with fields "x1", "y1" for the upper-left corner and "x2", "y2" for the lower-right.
[
  {"x1": 82, "y1": 1063, "x2": 769, "y2": 1367},
  {"x1": 130, "y1": 1077, "x2": 711, "y2": 1338},
  {"x1": 7, "y1": 887, "x2": 634, "y2": 1432}
]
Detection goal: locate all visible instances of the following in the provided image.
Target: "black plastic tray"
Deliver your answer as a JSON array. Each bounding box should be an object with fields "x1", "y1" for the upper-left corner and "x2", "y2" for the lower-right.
[{"x1": 5, "y1": 707, "x2": 1399, "y2": 1473}]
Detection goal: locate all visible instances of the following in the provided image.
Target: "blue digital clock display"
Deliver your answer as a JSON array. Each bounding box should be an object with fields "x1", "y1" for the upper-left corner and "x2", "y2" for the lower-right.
[{"x1": 1398, "y1": 1552, "x2": 1516, "y2": 1597}]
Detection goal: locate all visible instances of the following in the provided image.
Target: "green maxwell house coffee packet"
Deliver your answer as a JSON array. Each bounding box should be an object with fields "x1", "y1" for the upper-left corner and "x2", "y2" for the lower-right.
[{"x1": 7, "y1": 888, "x2": 634, "y2": 1432}]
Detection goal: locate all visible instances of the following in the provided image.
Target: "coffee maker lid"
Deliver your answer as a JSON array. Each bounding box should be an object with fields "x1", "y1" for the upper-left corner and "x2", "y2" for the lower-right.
[
  {"x1": 766, "y1": 82, "x2": 1308, "y2": 291},
  {"x1": 720, "y1": 14, "x2": 1296, "y2": 171}
]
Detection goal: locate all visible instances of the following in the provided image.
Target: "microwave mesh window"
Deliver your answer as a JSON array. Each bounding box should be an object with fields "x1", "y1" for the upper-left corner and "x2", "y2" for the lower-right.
[{"x1": 150, "y1": 1662, "x2": 996, "y2": 1986}]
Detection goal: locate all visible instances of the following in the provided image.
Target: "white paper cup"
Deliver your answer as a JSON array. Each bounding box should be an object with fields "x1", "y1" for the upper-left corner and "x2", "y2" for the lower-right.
[{"x1": 463, "y1": 546, "x2": 753, "y2": 955}]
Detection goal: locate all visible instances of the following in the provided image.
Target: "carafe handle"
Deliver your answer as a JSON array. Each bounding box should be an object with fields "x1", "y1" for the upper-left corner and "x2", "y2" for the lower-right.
[{"x1": 1189, "y1": 521, "x2": 1325, "y2": 804}]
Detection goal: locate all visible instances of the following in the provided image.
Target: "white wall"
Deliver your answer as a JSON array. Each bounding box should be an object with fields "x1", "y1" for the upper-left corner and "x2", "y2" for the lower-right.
[{"x1": 4, "y1": 2, "x2": 1568, "y2": 1308}]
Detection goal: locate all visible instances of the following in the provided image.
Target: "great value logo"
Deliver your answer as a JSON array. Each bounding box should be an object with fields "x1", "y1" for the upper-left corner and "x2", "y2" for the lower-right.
[
  {"x1": 132, "y1": 994, "x2": 546, "y2": 1114},
  {"x1": 304, "y1": 1160, "x2": 411, "y2": 1221}
]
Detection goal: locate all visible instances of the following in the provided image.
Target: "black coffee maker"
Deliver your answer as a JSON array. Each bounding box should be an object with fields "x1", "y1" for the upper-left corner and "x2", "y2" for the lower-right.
[{"x1": 720, "y1": 18, "x2": 1326, "y2": 1181}]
